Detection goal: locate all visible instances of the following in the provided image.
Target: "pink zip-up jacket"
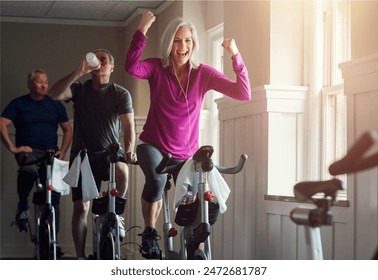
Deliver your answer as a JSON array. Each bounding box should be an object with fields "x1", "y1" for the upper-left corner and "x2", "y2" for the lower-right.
[{"x1": 125, "y1": 30, "x2": 251, "y2": 159}]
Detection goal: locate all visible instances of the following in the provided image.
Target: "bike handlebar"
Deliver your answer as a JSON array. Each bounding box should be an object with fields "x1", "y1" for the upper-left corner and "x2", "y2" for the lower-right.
[
  {"x1": 216, "y1": 154, "x2": 248, "y2": 174},
  {"x1": 80, "y1": 143, "x2": 138, "y2": 165},
  {"x1": 82, "y1": 143, "x2": 120, "y2": 160},
  {"x1": 328, "y1": 130, "x2": 378, "y2": 175},
  {"x1": 155, "y1": 149, "x2": 248, "y2": 175},
  {"x1": 18, "y1": 149, "x2": 56, "y2": 166}
]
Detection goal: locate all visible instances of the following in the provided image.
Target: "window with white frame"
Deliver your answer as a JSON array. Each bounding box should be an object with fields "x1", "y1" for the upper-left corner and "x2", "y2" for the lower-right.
[{"x1": 319, "y1": 0, "x2": 350, "y2": 187}]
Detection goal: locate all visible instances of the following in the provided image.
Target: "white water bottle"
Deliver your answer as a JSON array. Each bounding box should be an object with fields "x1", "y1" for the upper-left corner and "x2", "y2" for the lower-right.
[{"x1": 86, "y1": 52, "x2": 100, "y2": 67}]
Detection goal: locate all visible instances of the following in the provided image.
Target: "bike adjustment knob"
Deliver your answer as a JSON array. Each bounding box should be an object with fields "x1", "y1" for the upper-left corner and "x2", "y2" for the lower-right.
[
  {"x1": 168, "y1": 227, "x2": 178, "y2": 237},
  {"x1": 204, "y1": 191, "x2": 215, "y2": 202},
  {"x1": 47, "y1": 184, "x2": 54, "y2": 191},
  {"x1": 110, "y1": 189, "x2": 118, "y2": 197}
]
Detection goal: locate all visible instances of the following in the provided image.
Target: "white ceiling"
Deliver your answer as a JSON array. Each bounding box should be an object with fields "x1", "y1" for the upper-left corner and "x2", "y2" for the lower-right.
[{"x1": 0, "y1": 0, "x2": 173, "y2": 26}]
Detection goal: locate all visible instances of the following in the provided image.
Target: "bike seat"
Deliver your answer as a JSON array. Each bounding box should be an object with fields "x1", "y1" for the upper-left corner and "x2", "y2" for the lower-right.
[
  {"x1": 294, "y1": 178, "x2": 343, "y2": 202},
  {"x1": 193, "y1": 145, "x2": 213, "y2": 162},
  {"x1": 192, "y1": 146, "x2": 214, "y2": 172}
]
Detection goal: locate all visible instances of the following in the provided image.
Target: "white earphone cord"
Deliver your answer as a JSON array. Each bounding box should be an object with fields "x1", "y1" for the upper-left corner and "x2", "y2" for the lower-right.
[{"x1": 174, "y1": 66, "x2": 193, "y2": 156}]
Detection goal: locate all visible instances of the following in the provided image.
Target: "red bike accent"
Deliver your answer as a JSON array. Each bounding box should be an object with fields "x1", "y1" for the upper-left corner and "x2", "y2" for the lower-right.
[
  {"x1": 204, "y1": 191, "x2": 214, "y2": 202},
  {"x1": 110, "y1": 189, "x2": 118, "y2": 197},
  {"x1": 168, "y1": 227, "x2": 178, "y2": 237}
]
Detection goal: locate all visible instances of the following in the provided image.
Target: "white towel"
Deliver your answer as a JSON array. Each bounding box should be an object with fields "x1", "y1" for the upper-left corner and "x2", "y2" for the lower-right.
[
  {"x1": 63, "y1": 153, "x2": 81, "y2": 187},
  {"x1": 174, "y1": 159, "x2": 195, "y2": 209},
  {"x1": 174, "y1": 158, "x2": 231, "y2": 213},
  {"x1": 207, "y1": 167, "x2": 231, "y2": 213},
  {"x1": 52, "y1": 158, "x2": 70, "y2": 196},
  {"x1": 63, "y1": 152, "x2": 98, "y2": 202}
]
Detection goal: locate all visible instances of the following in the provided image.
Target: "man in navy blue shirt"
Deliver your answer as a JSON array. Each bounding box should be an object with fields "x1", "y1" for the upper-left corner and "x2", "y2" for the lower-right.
[{"x1": 0, "y1": 69, "x2": 72, "y2": 241}]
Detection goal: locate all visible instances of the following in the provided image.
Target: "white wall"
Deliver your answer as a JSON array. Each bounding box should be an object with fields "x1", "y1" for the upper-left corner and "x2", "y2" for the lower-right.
[{"x1": 340, "y1": 53, "x2": 378, "y2": 259}]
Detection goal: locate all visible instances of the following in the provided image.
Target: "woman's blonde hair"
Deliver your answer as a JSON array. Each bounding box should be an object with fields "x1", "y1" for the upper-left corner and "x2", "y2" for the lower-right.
[{"x1": 160, "y1": 17, "x2": 200, "y2": 69}]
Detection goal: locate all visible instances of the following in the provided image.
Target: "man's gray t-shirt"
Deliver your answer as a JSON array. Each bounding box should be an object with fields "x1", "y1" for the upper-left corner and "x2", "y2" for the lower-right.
[{"x1": 69, "y1": 80, "x2": 133, "y2": 158}]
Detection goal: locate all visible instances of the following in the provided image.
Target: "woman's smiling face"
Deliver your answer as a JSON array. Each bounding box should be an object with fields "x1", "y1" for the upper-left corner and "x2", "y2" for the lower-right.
[{"x1": 170, "y1": 26, "x2": 193, "y2": 68}]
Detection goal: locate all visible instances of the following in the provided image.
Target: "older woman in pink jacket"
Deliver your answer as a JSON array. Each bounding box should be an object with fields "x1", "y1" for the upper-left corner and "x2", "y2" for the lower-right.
[{"x1": 124, "y1": 11, "x2": 251, "y2": 259}]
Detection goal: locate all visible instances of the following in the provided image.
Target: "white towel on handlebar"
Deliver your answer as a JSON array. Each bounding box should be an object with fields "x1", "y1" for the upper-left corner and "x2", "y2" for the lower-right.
[
  {"x1": 174, "y1": 158, "x2": 231, "y2": 214},
  {"x1": 63, "y1": 152, "x2": 99, "y2": 202},
  {"x1": 52, "y1": 158, "x2": 70, "y2": 196}
]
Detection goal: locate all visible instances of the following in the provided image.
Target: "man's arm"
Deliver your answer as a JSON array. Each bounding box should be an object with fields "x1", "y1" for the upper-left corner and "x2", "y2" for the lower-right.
[
  {"x1": 55, "y1": 120, "x2": 73, "y2": 160},
  {"x1": 120, "y1": 113, "x2": 136, "y2": 163},
  {"x1": 49, "y1": 58, "x2": 93, "y2": 101},
  {"x1": 0, "y1": 117, "x2": 32, "y2": 153},
  {"x1": 0, "y1": 117, "x2": 16, "y2": 152}
]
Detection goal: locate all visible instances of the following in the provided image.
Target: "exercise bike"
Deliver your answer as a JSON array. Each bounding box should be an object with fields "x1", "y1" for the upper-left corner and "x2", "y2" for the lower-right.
[
  {"x1": 156, "y1": 145, "x2": 248, "y2": 260},
  {"x1": 290, "y1": 130, "x2": 378, "y2": 260},
  {"x1": 290, "y1": 178, "x2": 343, "y2": 259},
  {"x1": 17, "y1": 149, "x2": 61, "y2": 260},
  {"x1": 33, "y1": 150, "x2": 60, "y2": 260},
  {"x1": 86, "y1": 143, "x2": 131, "y2": 260}
]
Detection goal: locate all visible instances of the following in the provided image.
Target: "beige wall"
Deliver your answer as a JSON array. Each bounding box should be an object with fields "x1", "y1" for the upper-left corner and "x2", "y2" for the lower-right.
[
  {"x1": 270, "y1": 0, "x2": 304, "y2": 85},
  {"x1": 205, "y1": 1, "x2": 224, "y2": 30},
  {"x1": 224, "y1": 0, "x2": 270, "y2": 87},
  {"x1": 351, "y1": 1, "x2": 378, "y2": 59}
]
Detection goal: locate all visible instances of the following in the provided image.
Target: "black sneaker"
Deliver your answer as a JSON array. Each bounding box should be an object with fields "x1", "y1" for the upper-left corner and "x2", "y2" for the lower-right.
[
  {"x1": 138, "y1": 227, "x2": 161, "y2": 259},
  {"x1": 14, "y1": 210, "x2": 29, "y2": 232}
]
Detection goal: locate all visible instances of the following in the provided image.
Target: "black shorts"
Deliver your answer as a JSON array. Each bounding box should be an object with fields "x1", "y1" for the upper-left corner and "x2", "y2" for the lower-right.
[{"x1": 71, "y1": 148, "x2": 125, "y2": 202}]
